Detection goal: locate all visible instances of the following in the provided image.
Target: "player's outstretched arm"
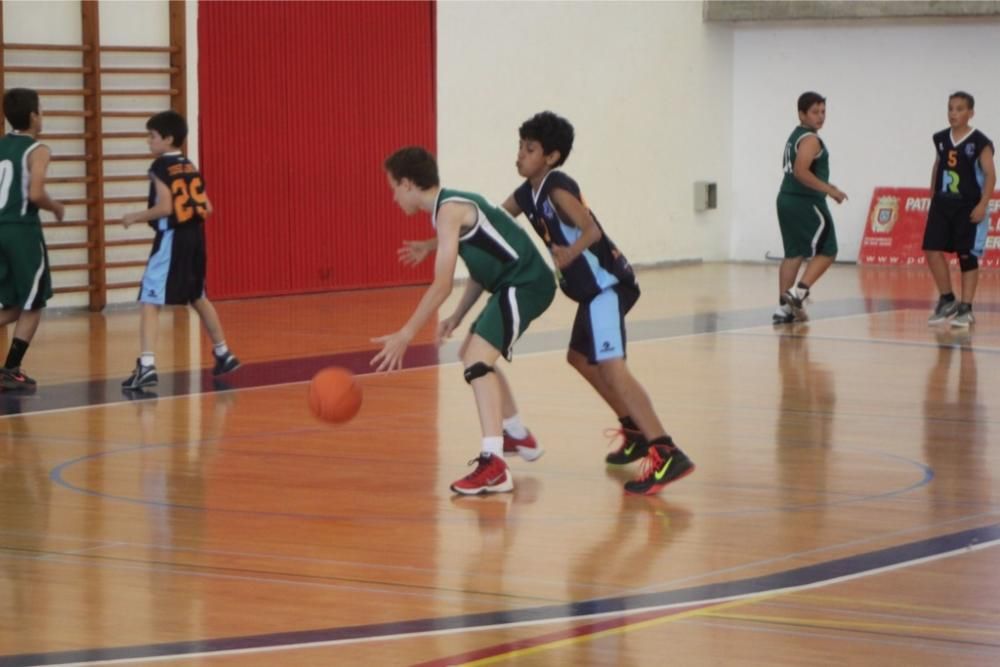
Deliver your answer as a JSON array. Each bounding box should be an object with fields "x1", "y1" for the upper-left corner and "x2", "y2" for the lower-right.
[
  {"x1": 371, "y1": 204, "x2": 463, "y2": 371},
  {"x1": 438, "y1": 279, "x2": 484, "y2": 343},
  {"x1": 501, "y1": 194, "x2": 522, "y2": 218},
  {"x1": 398, "y1": 238, "x2": 437, "y2": 266},
  {"x1": 122, "y1": 176, "x2": 172, "y2": 228},
  {"x1": 27, "y1": 145, "x2": 64, "y2": 222}
]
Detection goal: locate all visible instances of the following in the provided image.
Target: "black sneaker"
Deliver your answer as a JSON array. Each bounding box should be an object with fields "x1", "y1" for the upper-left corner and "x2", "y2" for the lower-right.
[
  {"x1": 0, "y1": 366, "x2": 37, "y2": 391},
  {"x1": 949, "y1": 303, "x2": 974, "y2": 328},
  {"x1": 928, "y1": 297, "x2": 959, "y2": 324},
  {"x1": 212, "y1": 351, "x2": 241, "y2": 376},
  {"x1": 783, "y1": 288, "x2": 809, "y2": 322},
  {"x1": 122, "y1": 387, "x2": 158, "y2": 400},
  {"x1": 624, "y1": 443, "x2": 695, "y2": 495},
  {"x1": 122, "y1": 359, "x2": 158, "y2": 389},
  {"x1": 772, "y1": 305, "x2": 795, "y2": 324},
  {"x1": 605, "y1": 427, "x2": 649, "y2": 465}
]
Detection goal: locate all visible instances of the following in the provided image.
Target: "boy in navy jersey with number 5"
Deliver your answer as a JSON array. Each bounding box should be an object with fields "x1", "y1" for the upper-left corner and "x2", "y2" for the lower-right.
[
  {"x1": 502, "y1": 112, "x2": 693, "y2": 495},
  {"x1": 120, "y1": 111, "x2": 239, "y2": 389},
  {"x1": 923, "y1": 91, "x2": 996, "y2": 327}
]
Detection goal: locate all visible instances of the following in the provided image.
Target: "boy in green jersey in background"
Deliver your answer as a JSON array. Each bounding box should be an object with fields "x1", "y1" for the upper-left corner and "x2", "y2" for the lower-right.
[
  {"x1": 774, "y1": 91, "x2": 848, "y2": 324},
  {"x1": 0, "y1": 88, "x2": 65, "y2": 390}
]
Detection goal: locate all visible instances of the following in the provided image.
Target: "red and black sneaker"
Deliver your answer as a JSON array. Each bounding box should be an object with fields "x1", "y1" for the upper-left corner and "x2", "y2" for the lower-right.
[
  {"x1": 502, "y1": 429, "x2": 544, "y2": 461},
  {"x1": 450, "y1": 453, "x2": 514, "y2": 495},
  {"x1": 0, "y1": 366, "x2": 37, "y2": 391},
  {"x1": 605, "y1": 427, "x2": 648, "y2": 465},
  {"x1": 624, "y1": 443, "x2": 695, "y2": 496}
]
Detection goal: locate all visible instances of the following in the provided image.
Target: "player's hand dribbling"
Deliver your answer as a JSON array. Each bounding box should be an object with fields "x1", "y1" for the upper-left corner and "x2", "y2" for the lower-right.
[
  {"x1": 398, "y1": 239, "x2": 434, "y2": 267},
  {"x1": 370, "y1": 330, "x2": 412, "y2": 372}
]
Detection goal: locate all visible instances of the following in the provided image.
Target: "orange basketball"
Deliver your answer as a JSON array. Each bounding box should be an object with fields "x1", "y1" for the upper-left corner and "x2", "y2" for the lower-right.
[{"x1": 308, "y1": 367, "x2": 363, "y2": 423}]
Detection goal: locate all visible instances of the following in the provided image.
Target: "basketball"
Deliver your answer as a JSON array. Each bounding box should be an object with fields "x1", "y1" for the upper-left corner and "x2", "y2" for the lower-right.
[{"x1": 308, "y1": 367, "x2": 363, "y2": 423}]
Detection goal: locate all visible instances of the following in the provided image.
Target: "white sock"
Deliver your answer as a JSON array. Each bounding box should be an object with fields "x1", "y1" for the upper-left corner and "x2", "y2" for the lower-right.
[
  {"x1": 482, "y1": 436, "x2": 503, "y2": 458},
  {"x1": 140, "y1": 352, "x2": 155, "y2": 368},
  {"x1": 502, "y1": 414, "x2": 529, "y2": 439},
  {"x1": 213, "y1": 342, "x2": 229, "y2": 357}
]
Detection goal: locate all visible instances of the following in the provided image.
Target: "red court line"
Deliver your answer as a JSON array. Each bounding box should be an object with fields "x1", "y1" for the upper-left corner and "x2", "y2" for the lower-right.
[{"x1": 410, "y1": 603, "x2": 712, "y2": 667}]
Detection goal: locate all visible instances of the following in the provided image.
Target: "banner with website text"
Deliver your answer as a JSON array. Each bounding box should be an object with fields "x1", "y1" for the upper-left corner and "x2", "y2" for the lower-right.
[{"x1": 860, "y1": 187, "x2": 1000, "y2": 268}]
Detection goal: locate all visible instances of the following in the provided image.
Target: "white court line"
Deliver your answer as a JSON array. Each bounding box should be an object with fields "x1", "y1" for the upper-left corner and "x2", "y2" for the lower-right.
[{"x1": 42, "y1": 534, "x2": 1000, "y2": 666}]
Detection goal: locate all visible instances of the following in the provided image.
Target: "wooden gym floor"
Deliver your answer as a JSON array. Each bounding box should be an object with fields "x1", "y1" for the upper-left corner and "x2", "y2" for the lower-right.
[{"x1": 1, "y1": 262, "x2": 999, "y2": 666}]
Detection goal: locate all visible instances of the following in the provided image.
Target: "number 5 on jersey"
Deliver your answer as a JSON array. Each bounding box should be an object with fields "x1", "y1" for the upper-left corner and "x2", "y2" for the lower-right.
[{"x1": 172, "y1": 176, "x2": 208, "y2": 224}]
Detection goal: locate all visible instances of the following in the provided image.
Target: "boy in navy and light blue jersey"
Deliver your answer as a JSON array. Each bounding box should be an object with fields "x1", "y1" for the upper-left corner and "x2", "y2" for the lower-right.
[
  {"x1": 119, "y1": 110, "x2": 239, "y2": 390},
  {"x1": 502, "y1": 111, "x2": 693, "y2": 496},
  {"x1": 923, "y1": 91, "x2": 996, "y2": 328}
]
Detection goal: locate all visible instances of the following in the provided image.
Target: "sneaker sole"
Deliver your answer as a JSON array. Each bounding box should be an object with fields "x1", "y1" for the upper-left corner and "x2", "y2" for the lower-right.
[
  {"x1": 503, "y1": 446, "x2": 544, "y2": 462},
  {"x1": 0, "y1": 381, "x2": 36, "y2": 390},
  {"x1": 624, "y1": 464, "x2": 696, "y2": 496},
  {"x1": 450, "y1": 479, "x2": 515, "y2": 495},
  {"x1": 213, "y1": 361, "x2": 241, "y2": 377},
  {"x1": 122, "y1": 378, "x2": 158, "y2": 389}
]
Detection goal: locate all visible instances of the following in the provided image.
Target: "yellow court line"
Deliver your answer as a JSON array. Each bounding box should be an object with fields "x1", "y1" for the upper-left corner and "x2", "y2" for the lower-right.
[
  {"x1": 459, "y1": 594, "x2": 779, "y2": 666},
  {"x1": 790, "y1": 592, "x2": 1000, "y2": 621},
  {"x1": 701, "y1": 611, "x2": 1000, "y2": 639}
]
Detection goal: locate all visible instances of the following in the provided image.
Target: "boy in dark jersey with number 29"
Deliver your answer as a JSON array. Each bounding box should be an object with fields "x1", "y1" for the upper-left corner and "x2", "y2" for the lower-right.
[{"x1": 120, "y1": 111, "x2": 239, "y2": 390}]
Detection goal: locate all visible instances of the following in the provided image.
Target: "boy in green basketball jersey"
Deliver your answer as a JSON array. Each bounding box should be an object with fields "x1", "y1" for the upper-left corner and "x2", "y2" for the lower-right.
[
  {"x1": 372, "y1": 147, "x2": 556, "y2": 495},
  {"x1": 0, "y1": 88, "x2": 65, "y2": 390},
  {"x1": 774, "y1": 91, "x2": 848, "y2": 324}
]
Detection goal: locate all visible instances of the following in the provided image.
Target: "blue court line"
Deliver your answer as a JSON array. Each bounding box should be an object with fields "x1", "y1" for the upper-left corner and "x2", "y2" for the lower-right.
[
  {"x1": 2, "y1": 522, "x2": 998, "y2": 666},
  {"x1": 47, "y1": 439, "x2": 933, "y2": 522},
  {"x1": 0, "y1": 296, "x2": 932, "y2": 418}
]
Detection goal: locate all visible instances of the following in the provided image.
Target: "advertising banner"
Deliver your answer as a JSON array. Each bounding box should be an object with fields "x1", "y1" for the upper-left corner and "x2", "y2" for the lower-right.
[{"x1": 860, "y1": 188, "x2": 1000, "y2": 268}]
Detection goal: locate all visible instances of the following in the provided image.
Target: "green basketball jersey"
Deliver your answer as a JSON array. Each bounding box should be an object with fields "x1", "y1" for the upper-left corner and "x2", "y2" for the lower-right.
[
  {"x1": 434, "y1": 188, "x2": 553, "y2": 293},
  {"x1": 0, "y1": 133, "x2": 43, "y2": 225},
  {"x1": 779, "y1": 125, "x2": 829, "y2": 199}
]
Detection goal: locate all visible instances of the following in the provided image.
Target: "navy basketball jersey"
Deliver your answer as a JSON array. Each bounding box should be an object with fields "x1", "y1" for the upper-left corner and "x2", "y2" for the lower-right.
[
  {"x1": 512, "y1": 170, "x2": 635, "y2": 303},
  {"x1": 147, "y1": 152, "x2": 208, "y2": 230},
  {"x1": 932, "y1": 128, "x2": 994, "y2": 204}
]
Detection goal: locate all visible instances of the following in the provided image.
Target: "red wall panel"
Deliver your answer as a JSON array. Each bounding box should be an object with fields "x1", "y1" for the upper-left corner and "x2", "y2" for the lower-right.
[{"x1": 198, "y1": 1, "x2": 436, "y2": 299}]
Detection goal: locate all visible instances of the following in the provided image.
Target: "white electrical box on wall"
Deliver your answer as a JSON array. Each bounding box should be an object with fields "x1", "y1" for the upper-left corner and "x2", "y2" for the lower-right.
[{"x1": 694, "y1": 181, "x2": 717, "y2": 212}]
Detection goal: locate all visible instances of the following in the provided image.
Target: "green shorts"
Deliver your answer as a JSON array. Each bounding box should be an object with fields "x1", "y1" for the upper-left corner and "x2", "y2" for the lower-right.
[
  {"x1": 776, "y1": 194, "x2": 838, "y2": 258},
  {"x1": 470, "y1": 278, "x2": 556, "y2": 360},
  {"x1": 0, "y1": 224, "x2": 53, "y2": 310}
]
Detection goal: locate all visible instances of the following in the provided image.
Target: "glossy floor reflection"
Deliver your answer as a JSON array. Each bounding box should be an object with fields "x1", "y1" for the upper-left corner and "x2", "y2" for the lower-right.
[{"x1": 1, "y1": 263, "x2": 999, "y2": 666}]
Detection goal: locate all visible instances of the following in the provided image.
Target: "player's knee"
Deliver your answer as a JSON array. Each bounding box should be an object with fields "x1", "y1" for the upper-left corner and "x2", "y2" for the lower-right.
[
  {"x1": 959, "y1": 254, "x2": 979, "y2": 272},
  {"x1": 463, "y1": 362, "x2": 495, "y2": 384}
]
